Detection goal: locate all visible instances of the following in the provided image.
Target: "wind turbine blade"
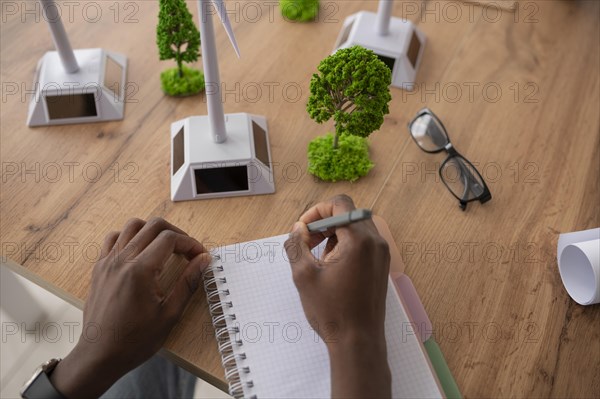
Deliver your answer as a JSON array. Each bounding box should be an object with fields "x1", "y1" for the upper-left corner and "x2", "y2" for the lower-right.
[{"x1": 210, "y1": 0, "x2": 241, "y2": 58}]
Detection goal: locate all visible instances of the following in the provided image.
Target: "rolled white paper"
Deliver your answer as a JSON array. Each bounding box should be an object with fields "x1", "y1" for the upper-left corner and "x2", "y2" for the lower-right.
[{"x1": 557, "y1": 228, "x2": 600, "y2": 305}]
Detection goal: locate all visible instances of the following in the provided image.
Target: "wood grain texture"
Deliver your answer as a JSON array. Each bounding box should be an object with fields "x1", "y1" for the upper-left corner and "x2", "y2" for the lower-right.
[{"x1": 1, "y1": 1, "x2": 598, "y2": 397}]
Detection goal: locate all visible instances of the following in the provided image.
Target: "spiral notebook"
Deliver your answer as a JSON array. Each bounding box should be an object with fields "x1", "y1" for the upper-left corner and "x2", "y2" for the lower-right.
[{"x1": 203, "y1": 234, "x2": 444, "y2": 398}]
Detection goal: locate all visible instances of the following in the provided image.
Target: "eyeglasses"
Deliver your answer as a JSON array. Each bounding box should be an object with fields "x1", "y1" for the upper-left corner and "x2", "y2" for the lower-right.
[{"x1": 408, "y1": 108, "x2": 492, "y2": 211}]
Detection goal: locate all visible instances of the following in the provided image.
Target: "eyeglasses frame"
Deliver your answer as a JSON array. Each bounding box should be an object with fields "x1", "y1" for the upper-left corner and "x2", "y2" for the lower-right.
[{"x1": 408, "y1": 108, "x2": 492, "y2": 211}]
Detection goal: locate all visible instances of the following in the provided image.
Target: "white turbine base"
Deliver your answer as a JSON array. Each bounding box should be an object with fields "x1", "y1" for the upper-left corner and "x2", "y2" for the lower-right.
[
  {"x1": 27, "y1": 48, "x2": 127, "y2": 127},
  {"x1": 170, "y1": 113, "x2": 276, "y2": 202},
  {"x1": 334, "y1": 11, "x2": 426, "y2": 91}
]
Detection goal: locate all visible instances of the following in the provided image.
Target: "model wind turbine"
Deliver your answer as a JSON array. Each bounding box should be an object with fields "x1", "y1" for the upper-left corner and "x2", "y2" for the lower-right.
[
  {"x1": 334, "y1": 0, "x2": 426, "y2": 90},
  {"x1": 27, "y1": 0, "x2": 127, "y2": 126},
  {"x1": 170, "y1": 0, "x2": 275, "y2": 202}
]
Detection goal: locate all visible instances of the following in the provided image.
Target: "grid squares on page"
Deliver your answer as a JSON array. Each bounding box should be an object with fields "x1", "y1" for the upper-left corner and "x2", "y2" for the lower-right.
[
  {"x1": 210, "y1": 235, "x2": 443, "y2": 398},
  {"x1": 218, "y1": 235, "x2": 330, "y2": 398}
]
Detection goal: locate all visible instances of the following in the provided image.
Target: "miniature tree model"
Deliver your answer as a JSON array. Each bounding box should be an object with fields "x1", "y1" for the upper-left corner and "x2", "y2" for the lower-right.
[
  {"x1": 157, "y1": 0, "x2": 205, "y2": 96},
  {"x1": 307, "y1": 46, "x2": 391, "y2": 182},
  {"x1": 280, "y1": 0, "x2": 319, "y2": 22}
]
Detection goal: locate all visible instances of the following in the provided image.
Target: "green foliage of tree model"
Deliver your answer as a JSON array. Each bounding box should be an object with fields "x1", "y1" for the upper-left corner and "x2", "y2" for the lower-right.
[
  {"x1": 280, "y1": 0, "x2": 319, "y2": 22},
  {"x1": 308, "y1": 134, "x2": 374, "y2": 182},
  {"x1": 157, "y1": 0, "x2": 205, "y2": 96},
  {"x1": 306, "y1": 46, "x2": 392, "y2": 181},
  {"x1": 160, "y1": 65, "x2": 205, "y2": 97}
]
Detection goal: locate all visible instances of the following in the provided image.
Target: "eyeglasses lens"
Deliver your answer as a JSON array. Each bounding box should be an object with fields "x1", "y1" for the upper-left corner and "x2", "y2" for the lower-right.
[
  {"x1": 441, "y1": 156, "x2": 485, "y2": 201},
  {"x1": 410, "y1": 114, "x2": 449, "y2": 152}
]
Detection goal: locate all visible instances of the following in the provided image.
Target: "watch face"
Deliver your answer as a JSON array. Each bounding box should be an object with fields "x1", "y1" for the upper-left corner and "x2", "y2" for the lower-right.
[{"x1": 20, "y1": 366, "x2": 43, "y2": 396}]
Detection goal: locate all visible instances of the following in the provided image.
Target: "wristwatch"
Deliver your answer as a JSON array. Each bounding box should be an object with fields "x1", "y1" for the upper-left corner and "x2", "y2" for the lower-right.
[{"x1": 20, "y1": 358, "x2": 67, "y2": 399}]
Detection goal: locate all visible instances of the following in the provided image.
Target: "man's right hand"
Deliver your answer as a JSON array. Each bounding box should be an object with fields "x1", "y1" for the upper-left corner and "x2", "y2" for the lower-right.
[{"x1": 284, "y1": 194, "x2": 392, "y2": 398}]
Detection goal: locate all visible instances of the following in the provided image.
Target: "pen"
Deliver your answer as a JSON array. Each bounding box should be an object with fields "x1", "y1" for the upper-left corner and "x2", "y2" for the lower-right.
[{"x1": 306, "y1": 209, "x2": 373, "y2": 233}]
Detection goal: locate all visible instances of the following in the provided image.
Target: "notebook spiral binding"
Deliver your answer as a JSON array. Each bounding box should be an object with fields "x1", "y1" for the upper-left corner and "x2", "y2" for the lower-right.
[{"x1": 203, "y1": 255, "x2": 257, "y2": 399}]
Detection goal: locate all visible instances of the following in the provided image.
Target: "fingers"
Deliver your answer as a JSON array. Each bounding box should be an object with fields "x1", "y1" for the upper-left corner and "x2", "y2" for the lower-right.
[
  {"x1": 299, "y1": 194, "x2": 356, "y2": 223},
  {"x1": 126, "y1": 218, "x2": 188, "y2": 258},
  {"x1": 162, "y1": 252, "x2": 212, "y2": 323},
  {"x1": 101, "y1": 231, "x2": 120, "y2": 259},
  {"x1": 108, "y1": 218, "x2": 203, "y2": 267},
  {"x1": 299, "y1": 194, "x2": 357, "y2": 248},
  {"x1": 285, "y1": 222, "x2": 318, "y2": 287},
  {"x1": 136, "y1": 230, "x2": 208, "y2": 271},
  {"x1": 114, "y1": 218, "x2": 146, "y2": 257}
]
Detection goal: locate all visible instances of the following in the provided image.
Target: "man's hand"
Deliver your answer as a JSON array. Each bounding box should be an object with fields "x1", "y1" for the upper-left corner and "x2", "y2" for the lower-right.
[
  {"x1": 284, "y1": 195, "x2": 392, "y2": 398},
  {"x1": 50, "y1": 218, "x2": 211, "y2": 399}
]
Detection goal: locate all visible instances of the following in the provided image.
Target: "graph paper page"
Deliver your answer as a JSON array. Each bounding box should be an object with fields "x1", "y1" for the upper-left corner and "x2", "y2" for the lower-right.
[{"x1": 211, "y1": 234, "x2": 443, "y2": 398}]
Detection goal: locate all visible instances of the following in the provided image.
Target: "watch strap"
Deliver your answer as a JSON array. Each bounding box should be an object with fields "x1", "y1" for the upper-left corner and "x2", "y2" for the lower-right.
[{"x1": 21, "y1": 359, "x2": 67, "y2": 399}]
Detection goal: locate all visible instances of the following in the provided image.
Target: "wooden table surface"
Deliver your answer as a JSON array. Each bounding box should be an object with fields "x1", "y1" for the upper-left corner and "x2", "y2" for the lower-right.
[{"x1": 1, "y1": 0, "x2": 599, "y2": 397}]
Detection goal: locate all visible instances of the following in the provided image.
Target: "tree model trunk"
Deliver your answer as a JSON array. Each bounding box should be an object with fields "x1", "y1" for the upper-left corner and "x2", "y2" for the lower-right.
[{"x1": 177, "y1": 48, "x2": 183, "y2": 78}]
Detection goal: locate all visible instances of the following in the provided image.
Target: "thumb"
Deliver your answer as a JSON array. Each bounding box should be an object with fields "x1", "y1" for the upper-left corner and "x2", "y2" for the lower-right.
[
  {"x1": 163, "y1": 252, "x2": 212, "y2": 323},
  {"x1": 284, "y1": 222, "x2": 317, "y2": 285}
]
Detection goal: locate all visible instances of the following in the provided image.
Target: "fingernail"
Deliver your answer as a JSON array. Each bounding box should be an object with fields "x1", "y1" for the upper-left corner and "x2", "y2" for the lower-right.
[{"x1": 292, "y1": 222, "x2": 304, "y2": 232}]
